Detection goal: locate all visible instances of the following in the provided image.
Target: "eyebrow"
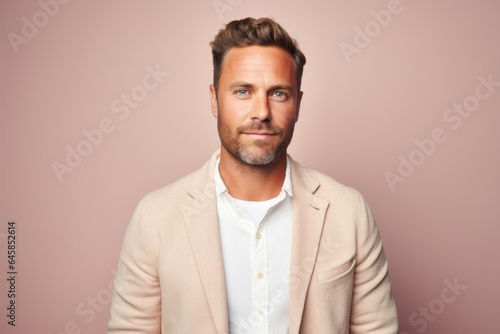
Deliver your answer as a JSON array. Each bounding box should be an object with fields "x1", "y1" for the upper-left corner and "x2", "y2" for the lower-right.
[{"x1": 228, "y1": 81, "x2": 294, "y2": 93}]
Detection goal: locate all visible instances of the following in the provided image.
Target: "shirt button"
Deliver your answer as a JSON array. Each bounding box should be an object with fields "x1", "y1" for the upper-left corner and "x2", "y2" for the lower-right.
[
  {"x1": 257, "y1": 272, "x2": 264, "y2": 279},
  {"x1": 256, "y1": 232, "x2": 262, "y2": 239},
  {"x1": 258, "y1": 308, "x2": 265, "y2": 316}
]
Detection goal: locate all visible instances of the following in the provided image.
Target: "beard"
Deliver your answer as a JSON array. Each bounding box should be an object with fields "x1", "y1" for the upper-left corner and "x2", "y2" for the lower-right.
[{"x1": 217, "y1": 109, "x2": 295, "y2": 167}]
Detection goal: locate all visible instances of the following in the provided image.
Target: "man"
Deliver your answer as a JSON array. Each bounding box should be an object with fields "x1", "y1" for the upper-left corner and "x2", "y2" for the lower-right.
[{"x1": 108, "y1": 17, "x2": 398, "y2": 333}]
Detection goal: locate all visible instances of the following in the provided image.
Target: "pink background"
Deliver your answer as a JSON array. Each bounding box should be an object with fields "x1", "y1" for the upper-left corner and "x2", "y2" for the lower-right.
[{"x1": 1, "y1": 0, "x2": 499, "y2": 333}]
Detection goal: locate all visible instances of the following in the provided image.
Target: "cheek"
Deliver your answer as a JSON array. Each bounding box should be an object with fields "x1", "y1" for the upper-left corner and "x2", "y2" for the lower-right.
[
  {"x1": 219, "y1": 109, "x2": 243, "y2": 132},
  {"x1": 274, "y1": 107, "x2": 298, "y2": 126},
  {"x1": 221, "y1": 101, "x2": 251, "y2": 124}
]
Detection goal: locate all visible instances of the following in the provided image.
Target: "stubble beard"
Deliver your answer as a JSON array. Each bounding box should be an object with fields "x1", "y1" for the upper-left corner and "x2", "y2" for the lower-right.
[{"x1": 217, "y1": 109, "x2": 295, "y2": 167}]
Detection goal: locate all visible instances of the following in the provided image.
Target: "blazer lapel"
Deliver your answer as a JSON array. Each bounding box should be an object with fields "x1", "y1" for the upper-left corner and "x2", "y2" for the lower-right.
[
  {"x1": 288, "y1": 158, "x2": 329, "y2": 333},
  {"x1": 182, "y1": 152, "x2": 229, "y2": 333}
]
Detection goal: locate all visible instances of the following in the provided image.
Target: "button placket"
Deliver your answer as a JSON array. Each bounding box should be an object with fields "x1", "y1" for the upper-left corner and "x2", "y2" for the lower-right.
[{"x1": 252, "y1": 222, "x2": 269, "y2": 331}]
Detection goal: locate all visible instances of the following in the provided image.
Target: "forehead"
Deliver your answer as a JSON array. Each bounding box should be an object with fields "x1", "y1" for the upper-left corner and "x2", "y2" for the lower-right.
[{"x1": 220, "y1": 46, "x2": 296, "y2": 84}]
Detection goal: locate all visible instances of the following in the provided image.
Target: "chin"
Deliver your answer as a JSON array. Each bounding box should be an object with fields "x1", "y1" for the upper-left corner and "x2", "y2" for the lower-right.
[{"x1": 238, "y1": 149, "x2": 280, "y2": 166}]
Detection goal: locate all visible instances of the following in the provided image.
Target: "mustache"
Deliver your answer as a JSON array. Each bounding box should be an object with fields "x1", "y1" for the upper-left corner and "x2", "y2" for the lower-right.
[{"x1": 237, "y1": 121, "x2": 279, "y2": 134}]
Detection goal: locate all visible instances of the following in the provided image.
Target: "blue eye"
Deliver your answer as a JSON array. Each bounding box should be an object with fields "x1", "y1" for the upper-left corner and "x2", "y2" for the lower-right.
[
  {"x1": 235, "y1": 89, "x2": 249, "y2": 96},
  {"x1": 272, "y1": 91, "x2": 288, "y2": 100}
]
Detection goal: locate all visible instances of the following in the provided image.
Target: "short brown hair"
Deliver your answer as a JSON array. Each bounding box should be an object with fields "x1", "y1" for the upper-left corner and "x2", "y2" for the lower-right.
[{"x1": 210, "y1": 17, "x2": 306, "y2": 93}]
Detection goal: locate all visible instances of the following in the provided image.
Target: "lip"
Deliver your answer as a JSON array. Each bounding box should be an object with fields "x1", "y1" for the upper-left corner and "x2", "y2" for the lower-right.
[{"x1": 242, "y1": 132, "x2": 276, "y2": 136}]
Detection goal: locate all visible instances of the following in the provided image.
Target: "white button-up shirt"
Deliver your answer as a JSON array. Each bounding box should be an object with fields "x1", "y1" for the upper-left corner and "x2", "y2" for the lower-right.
[{"x1": 214, "y1": 158, "x2": 293, "y2": 334}]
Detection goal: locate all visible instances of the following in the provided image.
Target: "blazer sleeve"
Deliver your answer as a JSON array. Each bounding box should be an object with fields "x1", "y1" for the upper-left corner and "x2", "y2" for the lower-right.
[
  {"x1": 108, "y1": 198, "x2": 162, "y2": 334},
  {"x1": 350, "y1": 194, "x2": 398, "y2": 333}
]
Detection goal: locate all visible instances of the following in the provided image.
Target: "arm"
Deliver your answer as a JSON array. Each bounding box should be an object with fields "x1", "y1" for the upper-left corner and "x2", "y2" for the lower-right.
[
  {"x1": 108, "y1": 198, "x2": 161, "y2": 333},
  {"x1": 350, "y1": 194, "x2": 398, "y2": 333}
]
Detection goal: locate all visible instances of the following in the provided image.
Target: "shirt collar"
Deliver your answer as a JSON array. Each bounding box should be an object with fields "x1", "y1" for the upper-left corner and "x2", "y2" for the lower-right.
[{"x1": 214, "y1": 156, "x2": 293, "y2": 197}]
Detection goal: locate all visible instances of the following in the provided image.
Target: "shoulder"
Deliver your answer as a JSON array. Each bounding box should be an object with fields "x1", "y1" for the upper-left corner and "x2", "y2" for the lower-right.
[
  {"x1": 135, "y1": 153, "x2": 216, "y2": 214},
  {"x1": 290, "y1": 158, "x2": 363, "y2": 203},
  {"x1": 290, "y1": 159, "x2": 379, "y2": 243},
  {"x1": 143, "y1": 170, "x2": 197, "y2": 204}
]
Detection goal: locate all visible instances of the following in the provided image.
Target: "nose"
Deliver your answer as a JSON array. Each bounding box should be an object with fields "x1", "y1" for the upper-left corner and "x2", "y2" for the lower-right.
[{"x1": 249, "y1": 93, "x2": 271, "y2": 122}]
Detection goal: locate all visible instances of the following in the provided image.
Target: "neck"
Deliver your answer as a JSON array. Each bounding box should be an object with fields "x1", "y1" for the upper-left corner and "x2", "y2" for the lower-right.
[{"x1": 218, "y1": 148, "x2": 287, "y2": 201}]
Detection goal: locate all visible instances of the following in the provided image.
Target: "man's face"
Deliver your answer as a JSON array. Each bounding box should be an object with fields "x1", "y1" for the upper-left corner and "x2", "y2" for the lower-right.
[{"x1": 210, "y1": 45, "x2": 302, "y2": 166}]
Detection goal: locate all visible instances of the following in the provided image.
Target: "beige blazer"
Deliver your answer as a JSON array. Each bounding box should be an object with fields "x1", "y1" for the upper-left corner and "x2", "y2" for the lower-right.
[{"x1": 108, "y1": 151, "x2": 398, "y2": 333}]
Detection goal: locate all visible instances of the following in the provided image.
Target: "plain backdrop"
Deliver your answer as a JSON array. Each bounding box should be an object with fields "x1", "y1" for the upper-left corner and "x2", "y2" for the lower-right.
[{"x1": 1, "y1": 0, "x2": 499, "y2": 333}]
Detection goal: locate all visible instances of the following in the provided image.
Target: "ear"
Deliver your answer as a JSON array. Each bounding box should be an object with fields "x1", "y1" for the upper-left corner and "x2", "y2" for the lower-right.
[
  {"x1": 295, "y1": 90, "x2": 303, "y2": 122},
  {"x1": 209, "y1": 84, "x2": 218, "y2": 118}
]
